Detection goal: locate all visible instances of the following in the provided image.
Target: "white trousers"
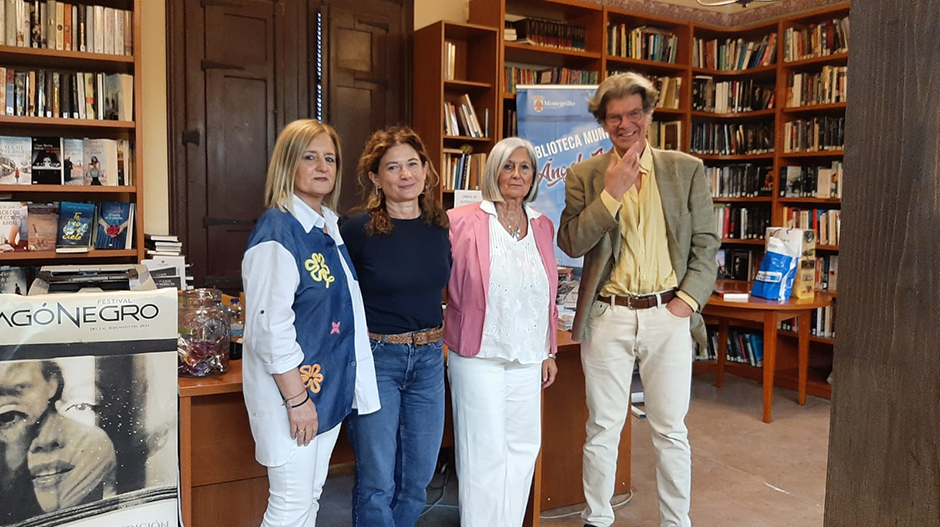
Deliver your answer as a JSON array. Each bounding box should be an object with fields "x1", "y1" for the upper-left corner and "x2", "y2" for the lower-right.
[
  {"x1": 447, "y1": 353, "x2": 542, "y2": 527},
  {"x1": 261, "y1": 422, "x2": 342, "y2": 527},
  {"x1": 581, "y1": 301, "x2": 694, "y2": 527}
]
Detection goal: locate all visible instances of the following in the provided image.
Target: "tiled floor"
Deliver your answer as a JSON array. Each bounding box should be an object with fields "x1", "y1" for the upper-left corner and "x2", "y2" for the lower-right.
[{"x1": 318, "y1": 373, "x2": 831, "y2": 527}]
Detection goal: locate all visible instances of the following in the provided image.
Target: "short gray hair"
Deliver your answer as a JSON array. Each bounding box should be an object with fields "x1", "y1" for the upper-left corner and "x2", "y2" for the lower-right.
[
  {"x1": 481, "y1": 137, "x2": 540, "y2": 203},
  {"x1": 588, "y1": 72, "x2": 659, "y2": 125}
]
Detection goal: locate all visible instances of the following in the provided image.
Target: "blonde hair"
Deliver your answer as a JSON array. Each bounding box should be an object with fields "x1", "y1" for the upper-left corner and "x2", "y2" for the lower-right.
[
  {"x1": 588, "y1": 72, "x2": 659, "y2": 125},
  {"x1": 480, "y1": 137, "x2": 540, "y2": 203},
  {"x1": 357, "y1": 126, "x2": 448, "y2": 235},
  {"x1": 264, "y1": 119, "x2": 343, "y2": 213}
]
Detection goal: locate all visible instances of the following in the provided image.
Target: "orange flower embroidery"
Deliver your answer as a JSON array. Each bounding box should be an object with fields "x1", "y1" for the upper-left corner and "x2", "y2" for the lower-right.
[{"x1": 299, "y1": 364, "x2": 323, "y2": 393}]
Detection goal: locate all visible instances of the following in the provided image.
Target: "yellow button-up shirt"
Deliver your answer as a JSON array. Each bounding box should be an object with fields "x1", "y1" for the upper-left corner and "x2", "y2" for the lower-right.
[{"x1": 598, "y1": 142, "x2": 698, "y2": 310}]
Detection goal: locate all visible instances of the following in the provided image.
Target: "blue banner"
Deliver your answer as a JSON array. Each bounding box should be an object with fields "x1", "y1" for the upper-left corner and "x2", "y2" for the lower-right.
[{"x1": 517, "y1": 86, "x2": 612, "y2": 268}]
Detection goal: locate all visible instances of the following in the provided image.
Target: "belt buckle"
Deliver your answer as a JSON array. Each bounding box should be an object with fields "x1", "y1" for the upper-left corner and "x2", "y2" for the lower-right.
[
  {"x1": 413, "y1": 331, "x2": 427, "y2": 347},
  {"x1": 626, "y1": 295, "x2": 634, "y2": 309}
]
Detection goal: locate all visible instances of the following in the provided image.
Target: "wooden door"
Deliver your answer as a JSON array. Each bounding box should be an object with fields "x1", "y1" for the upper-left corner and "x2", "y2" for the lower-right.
[
  {"x1": 325, "y1": 0, "x2": 411, "y2": 213},
  {"x1": 168, "y1": 0, "x2": 411, "y2": 289}
]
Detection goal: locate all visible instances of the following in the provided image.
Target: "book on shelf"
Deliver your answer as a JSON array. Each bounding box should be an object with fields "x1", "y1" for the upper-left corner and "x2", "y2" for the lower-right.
[
  {"x1": 691, "y1": 121, "x2": 774, "y2": 156},
  {"x1": 786, "y1": 66, "x2": 847, "y2": 107},
  {"x1": 443, "y1": 151, "x2": 486, "y2": 192},
  {"x1": 26, "y1": 201, "x2": 57, "y2": 251},
  {"x1": 0, "y1": 200, "x2": 28, "y2": 251},
  {"x1": 94, "y1": 201, "x2": 134, "y2": 250},
  {"x1": 779, "y1": 161, "x2": 843, "y2": 198},
  {"x1": 714, "y1": 204, "x2": 771, "y2": 241},
  {"x1": 1, "y1": 1, "x2": 134, "y2": 55},
  {"x1": 783, "y1": 116, "x2": 845, "y2": 152},
  {"x1": 30, "y1": 136, "x2": 62, "y2": 184},
  {"x1": 784, "y1": 17, "x2": 849, "y2": 62},
  {"x1": 692, "y1": 77, "x2": 774, "y2": 113},
  {"x1": 647, "y1": 120, "x2": 681, "y2": 151},
  {"x1": 1, "y1": 68, "x2": 132, "y2": 121},
  {"x1": 607, "y1": 24, "x2": 678, "y2": 63},
  {"x1": 443, "y1": 94, "x2": 484, "y2": 138},
  {"x1": 816, "y1": 254, "x2": 838, "y2": 292},
  {"x1": 55, "y1": 200, "x2": 95, "y2": 252},
  {"x1": 443, "y1": 41, "x2": 456, "y2": 81},
  {"x1": 707, "y1": 164, "x2": 773, "y2": 198},
  {"x1": 504, "y1": 66, "x2": 597, "y2": 94},
  {"x1": 693, "y1": 33, "x2": 777, "y2": 70},
  {"x1": 781, "y1": 206, "x2": 841, "y2": 246},
  {"x1": 83, "y1": 137, "x2": 118, "y2": 185},
  {"x1": 145, "y1": 233, "x2": 182, "y2": 255},
  {"x1": 0, "y1": 134, "x2": 31, "y2": 184},
  {"x1": 507, "y1": 17, "x2": 586, "y2": 51}
]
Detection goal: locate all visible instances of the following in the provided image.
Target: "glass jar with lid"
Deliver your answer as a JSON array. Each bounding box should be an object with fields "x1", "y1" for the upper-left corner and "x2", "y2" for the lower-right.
[{"x1": 178, "y1": 288, "x2": 231, "y2": 377}]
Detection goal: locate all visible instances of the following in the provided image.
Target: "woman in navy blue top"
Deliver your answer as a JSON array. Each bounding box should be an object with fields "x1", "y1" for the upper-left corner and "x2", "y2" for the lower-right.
[
  {"x1": 340, "y1": 126, "x2": 451, "y2": 527},
  {"x1": 242, "y1": 119, "x2": 380, "y2": 527}
]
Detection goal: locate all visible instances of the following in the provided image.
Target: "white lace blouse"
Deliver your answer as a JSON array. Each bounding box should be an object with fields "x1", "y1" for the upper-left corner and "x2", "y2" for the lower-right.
[{"x1": 477, "y1": 203, "x2": 551, "y2": 364}]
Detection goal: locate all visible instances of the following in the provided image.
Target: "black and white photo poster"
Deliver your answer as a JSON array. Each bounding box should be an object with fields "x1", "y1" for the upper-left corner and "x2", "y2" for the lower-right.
[{"x1": 0, "y1": 289, "x2": 178, "y2": 527}]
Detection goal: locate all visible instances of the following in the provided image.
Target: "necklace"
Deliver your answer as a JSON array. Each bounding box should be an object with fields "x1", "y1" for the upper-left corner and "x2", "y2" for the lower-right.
[{"x1": 497, "y1": 213, "x2": 524, "y2": 240}]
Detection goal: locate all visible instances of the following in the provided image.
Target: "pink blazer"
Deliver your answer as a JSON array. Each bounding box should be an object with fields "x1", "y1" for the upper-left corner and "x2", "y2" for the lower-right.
[{"x1": 444, "y1": 202, "x2": 559, "y2": 358}]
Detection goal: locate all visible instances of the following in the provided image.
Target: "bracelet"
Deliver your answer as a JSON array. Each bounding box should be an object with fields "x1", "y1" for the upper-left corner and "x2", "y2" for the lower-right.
[
  {"x1": 288, "y1": 392, "x2": 310, "y2": 409},
  {"x1": 281, "y1": 389, "x2": 306, "y2": 405},
  {"x1": 548, "y1": 353, "x2": 557, "y2": 359}
]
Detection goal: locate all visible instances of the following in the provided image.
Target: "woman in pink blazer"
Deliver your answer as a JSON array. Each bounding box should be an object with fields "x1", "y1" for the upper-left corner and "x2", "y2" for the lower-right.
[{"x1": 444, "y1": 137, "x2": 559, "y2": 527}]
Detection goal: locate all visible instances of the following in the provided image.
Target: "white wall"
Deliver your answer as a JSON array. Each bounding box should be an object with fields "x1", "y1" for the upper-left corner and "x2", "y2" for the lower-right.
[
  {"x1": 415, "y1": 0, "x2": 468, "y2": 29},
  {"x1": 140, "y1": 0, "x2": 169, "y2": 235}
]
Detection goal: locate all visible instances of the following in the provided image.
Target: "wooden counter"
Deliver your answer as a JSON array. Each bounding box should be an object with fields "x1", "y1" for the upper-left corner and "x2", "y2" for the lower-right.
[{"x1": 179, "y1": 333, "x2": 630, "y2": 527}]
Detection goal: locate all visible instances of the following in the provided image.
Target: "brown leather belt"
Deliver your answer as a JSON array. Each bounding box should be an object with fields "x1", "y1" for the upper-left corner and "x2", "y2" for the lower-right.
[
  {"x1": 369, "y1": 326, "x2": 443, "y2": 346},
  {"x1": 597, "y1": 289, "x2": 677, "y2": 310}
]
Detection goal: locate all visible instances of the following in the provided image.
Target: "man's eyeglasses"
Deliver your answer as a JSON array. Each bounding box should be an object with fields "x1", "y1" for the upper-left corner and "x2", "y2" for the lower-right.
[{"x1": 605, "y1": 109, "x2": 647, "y2": 126}]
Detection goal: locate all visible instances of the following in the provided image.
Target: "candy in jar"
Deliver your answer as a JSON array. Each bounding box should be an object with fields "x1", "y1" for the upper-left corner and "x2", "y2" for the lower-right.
[{"x1": 178, "y1": 288, "x2": 231, "y2": 377}]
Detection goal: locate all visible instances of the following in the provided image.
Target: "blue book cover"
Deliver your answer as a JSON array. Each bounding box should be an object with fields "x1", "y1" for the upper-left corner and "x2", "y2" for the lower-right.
[
  {"x1": 94, "y1": 202, "x2": 134, "y2": 249},
  {"x1": 56, "y1": 201, "x2": 96, "y2": 250}
]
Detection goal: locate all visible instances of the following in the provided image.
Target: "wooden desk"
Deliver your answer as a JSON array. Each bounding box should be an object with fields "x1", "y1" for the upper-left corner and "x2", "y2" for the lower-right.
[
  {"x1": 702, "y1": 294, "x2": 831, "y2": 423},
  {"x1": 178, "y1": 333, "x2": 627, "y2": 527}
]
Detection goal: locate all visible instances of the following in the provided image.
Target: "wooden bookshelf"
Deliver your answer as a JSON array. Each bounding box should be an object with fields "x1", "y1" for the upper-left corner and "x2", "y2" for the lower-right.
[
  {"x1": 416, "y1": 1, "x2": 848, "y2": 403},
  {"x1": 0, "y1": 0, "x2": 145, "y2": 274}
]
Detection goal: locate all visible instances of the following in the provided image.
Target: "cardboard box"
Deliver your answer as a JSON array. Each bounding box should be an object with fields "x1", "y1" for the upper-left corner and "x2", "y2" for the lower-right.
[{"x1": 792, "y1": 229, "x2": 816, "y2": 299}]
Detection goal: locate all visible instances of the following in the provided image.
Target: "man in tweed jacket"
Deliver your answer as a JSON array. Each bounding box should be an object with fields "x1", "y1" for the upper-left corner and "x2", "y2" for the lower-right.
[{"x1": 558, "y1": 73, "x2": 719, "y2": 527}]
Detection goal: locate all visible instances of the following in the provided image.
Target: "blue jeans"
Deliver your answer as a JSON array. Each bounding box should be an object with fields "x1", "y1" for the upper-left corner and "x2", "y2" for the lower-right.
[{"x1": 348, "y1": 337, "x2": 445, "y2": 527}]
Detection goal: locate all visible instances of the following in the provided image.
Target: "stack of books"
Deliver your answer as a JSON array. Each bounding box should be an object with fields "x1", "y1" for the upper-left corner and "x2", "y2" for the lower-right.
[{"x1": 142, "y1": 234, "x2": 191, "y2": 290}]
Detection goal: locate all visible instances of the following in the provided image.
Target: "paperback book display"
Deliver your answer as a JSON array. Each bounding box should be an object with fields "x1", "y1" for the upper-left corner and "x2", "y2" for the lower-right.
[
  {"x1": 0, "y1": 67, "x2": 133, "y2": 121},
  {"x1": 0, "y1": 200, "x2": 135, "y2": 253},
  {"x1": 0, "y1": 200, "x2": 28, "y2": 251},
  {"x1": 0, "y1": 136, "x2": 132, "y2": 186}
]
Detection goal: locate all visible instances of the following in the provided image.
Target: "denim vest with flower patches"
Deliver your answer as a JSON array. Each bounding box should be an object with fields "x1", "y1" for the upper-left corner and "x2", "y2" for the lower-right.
[{"x1": 246, "y1": 207, "x2": 357, "y2": 436}]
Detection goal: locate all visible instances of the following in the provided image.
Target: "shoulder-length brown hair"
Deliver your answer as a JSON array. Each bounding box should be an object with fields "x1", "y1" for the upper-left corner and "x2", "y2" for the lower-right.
[
  {"x1": 264, "y1": 119, "x2": 343, "y2": 213},
  {"x1": 357, "y1": 126, "x2": 448, "y2": 235}
]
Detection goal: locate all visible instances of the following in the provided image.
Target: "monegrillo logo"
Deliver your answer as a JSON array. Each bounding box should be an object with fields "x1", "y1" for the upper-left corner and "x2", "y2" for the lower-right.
[{"x1": 0, "y1": 302, "x2": 161, "y2": 328}]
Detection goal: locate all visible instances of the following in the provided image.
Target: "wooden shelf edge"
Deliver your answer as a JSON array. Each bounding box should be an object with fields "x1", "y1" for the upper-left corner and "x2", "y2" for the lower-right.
[
  {"x1": 691, "y1": 109, "x2": 776, "y2": 119},
  {"x1": 605, "y1": 55, "x2": 684, "y2": 71},
  {"x1": 720, "y1": 238, "x2": 765, "y2": 245},
  {"x1": 444, "y1": 79, "x2": 493, "y2": 89},
  {"x1": 712, "y1": 196, "x2": 773, "y2": 203},
  {"x1": 782, "y1": 52, "x2": 849, "y2": 69},
  {"x1": 779, "y1": 150, "x2": 845, "y2": 158},
  {"x1": 694, "y1": 153, "x2": 775, "y2": 161},
  {"x1": 443, "y1": 135, "x2": 491, "y2": 142},
  {"x1": 0, "y1": 45, "x2": 135, "y2": 64},
  {"x1": 0, "y1": 184, "x2": 138, "y2": 193},
  {"x1": 691, "y1": 64, "x2": 777, "y2": 76},
  {"x1": 783, "y1": 102, "x2": 847, "y2": 114},
  {"x1": 0, "y1": 116, "x2": 136, "y2": 129},
  {"x1": 504, "y1": 41, "x2": 602, "y2": 60},
  {"x1": 0, "y1": 249, "x2": 138, "y2": 261}
]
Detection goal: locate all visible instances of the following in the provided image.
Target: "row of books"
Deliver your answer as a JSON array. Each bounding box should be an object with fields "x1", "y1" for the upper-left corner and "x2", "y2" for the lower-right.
[
  {"x1": 504, "y1": 17, "x2": 586, "y2": 51},
  {"x1": 647, "y1": 120, "x2": 681, "y2": 151},
  {"x1": 786, "y1": 66, "x2": 847, "y2": 107},
  {"x1": 0, "y1": 200, "x2": 134, "y2": 253},
  {"x1": 780, "y1": 162, "x2": 843, "y2": 199},
  {"x1": 606, "y1": 24, "x2": 678, "y2": 64},
  {"x1": 780, "y1": 303, "x2": 836, "y2": 339},
  {"x1": 691, "y1": 77, "x2": 775, "y2": 114},
  {"x1": 699, "y1": 327, "x2": 765, "y2": 367},
  {"x1": 782, "y1": 116, "x2": 845, "y2": 153},
  {"x1": 443, "y1": 94, "x2": 486, "y2": 138},
  {"x1": 503, "y1": 66, "x2": 598, "y2": 94},
  {"x1": 783, "y1": 17, "x2": 850, "y2": 63},
  {"x1": 2, "y1": 67, "x2": 133, "y2": 120},
  {"x1": 706, "y1": 163, "x2": 774, "y2": 198},
  {"x1": 714, "y1": 204, "x2": 771, "y2": 241},
  {"x1": 692, "y1": 33, "x2": 778, "y2": 71},
  {"x1": 781, "y1": 206, "x2": 841, "y2": 246},
  {"x1": 0, "y1": 135, "x2": 132, "y2": 186},
  {"x1": 442, "y1": 152, "x2": 486, "y2": 192},
  {"x1": 690, "y1": 121, "x2": 774, "y2": 156},
  {"x1": 716, "y1": 248, "x2": 762, "y2": 282},
  {"x1": 443, "y1": 41, "x2": 458, "y2": 81},
  {"x1": 0, "y1": 1, "x2": 133, "y2": 55},
  {"x1": 649, "y1": 75, "x2": 681, "y2": 110}
]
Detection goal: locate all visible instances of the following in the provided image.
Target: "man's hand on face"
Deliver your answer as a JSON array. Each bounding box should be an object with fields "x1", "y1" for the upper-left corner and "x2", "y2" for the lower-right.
[{"x1": 604, "y1": 140, "x2": 644, "y2": 200}]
